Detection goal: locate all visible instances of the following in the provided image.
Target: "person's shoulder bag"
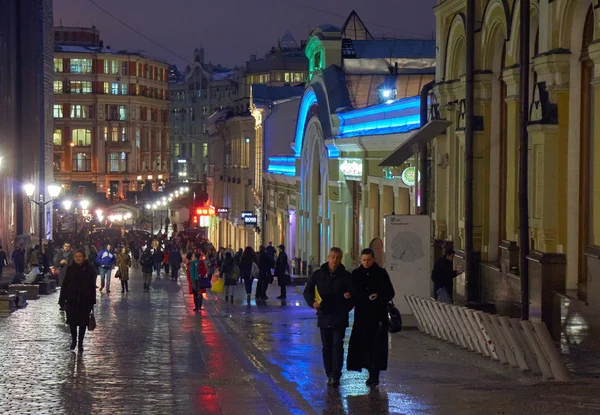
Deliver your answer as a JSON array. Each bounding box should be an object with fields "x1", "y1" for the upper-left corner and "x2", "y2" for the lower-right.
[{"x1": 387, "y1": 301, "x2": 403, "y2": 333}]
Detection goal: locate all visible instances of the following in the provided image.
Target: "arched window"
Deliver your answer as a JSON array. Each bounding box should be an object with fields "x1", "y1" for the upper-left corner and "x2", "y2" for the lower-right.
[{"x1": 72, "y1": 129, "x2": 91, "y2": 146}]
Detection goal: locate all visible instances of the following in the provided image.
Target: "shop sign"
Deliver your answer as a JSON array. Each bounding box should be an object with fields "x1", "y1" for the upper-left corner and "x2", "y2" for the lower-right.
[
  {"x1": 339, "y1": 159, "x2": 363, "y2": 177},
  {"x1": 244, "y1": 215, "x2": 258, "y2": 225},
  {"x1": 199, "y1": 215, "x2": 211, "y2": 227},
  {"x1": 217, "y1": 207, "x2": 229, "y2": 214},
  {"x1": 241, "y1": 211, "x2": 253, "y2": 219},
  {"x1": 401, "y1": 167, "x2": 421, "y2": 187}
]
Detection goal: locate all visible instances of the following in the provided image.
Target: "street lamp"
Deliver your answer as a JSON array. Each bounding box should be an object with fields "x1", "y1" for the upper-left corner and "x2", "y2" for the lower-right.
[{"x1": 24, "y1": 181, "x2": 62, "y2": 247}]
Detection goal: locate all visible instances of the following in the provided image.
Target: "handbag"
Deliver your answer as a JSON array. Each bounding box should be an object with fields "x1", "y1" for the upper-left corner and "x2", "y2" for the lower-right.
[
  {"x1": 251, "y1": 262, "x2": 259, "y2": 278},
  {"x1": 387, "y1": 301, "x2": 402, "y2": 333},
  {"x1": 199, "y1": 276, "x2": 212, "y2": 289},
  {"x1": 88, "y1": 311, "x2": 97, "y2": 331},
  {"x1": 211, "y1": 277, "x2": 224, "y2": 293},
  {"x1": 115, "y1": 269, "x2": 121, "y2": 279}
]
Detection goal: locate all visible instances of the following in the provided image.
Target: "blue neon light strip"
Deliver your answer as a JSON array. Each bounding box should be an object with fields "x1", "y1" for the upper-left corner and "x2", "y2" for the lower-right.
[
  {"x1": 339, "y1": 114, "x2": 421, "y2": 136},
  {"x1": 337, "y1": 96, "x2": 421, "y2": 121},
  {"x1": 327, "y1": 147, "x2": 340, "y2": 158},
  {"x1": 267, "y1": 164, "x2": 296, "y2": 176},
  {"x1": 268, "y1": 156, "x2": 296, "y2": 163},
  {"x1": 292, "y1": 90, "x2": 318, "y2": 157}
]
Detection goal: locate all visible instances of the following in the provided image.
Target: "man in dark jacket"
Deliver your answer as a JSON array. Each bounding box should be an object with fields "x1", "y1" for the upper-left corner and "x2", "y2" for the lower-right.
[
  {"x1": 303, "y1": 247, "x2": 354, "y2": 388},
  {"x1": 168, "y1": 246, "x2": 183, "y2": 281},
  {"x1": 12, "y1": 245, "x2": 26, "y2": 276},
  {"x1": 431, "y1": 248, "x2": 462, "y2": 303},
  {"x1": 275, "y1": 245, "x2": 290, "y2": 299}
]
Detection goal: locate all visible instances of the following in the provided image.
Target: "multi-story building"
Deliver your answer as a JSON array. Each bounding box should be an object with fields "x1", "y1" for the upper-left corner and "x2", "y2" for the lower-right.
[
  {"x1": 0, "y1": 0, "x2": 54, "y2": 247},
  {"x1": 206, "y1": 33, "x2": 309, "y2": 249},
  {"x1": 53, "y1": 26, "x2": 170, "y2": 201},
  {"x1": 169, "y1": 48, "x2": 243, "y2": 186}
]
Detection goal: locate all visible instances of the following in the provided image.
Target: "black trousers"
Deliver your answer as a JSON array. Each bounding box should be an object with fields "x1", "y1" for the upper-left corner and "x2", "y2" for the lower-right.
[
  {"x1": 320, "y1": 327, "x2": 346, "y2": 380},
  {"x1": 70, "y1": 325, "x2": 87, "y2": 346},
  {"x1": 121, "y1": 280, "x2": 129, "y2": 292}
]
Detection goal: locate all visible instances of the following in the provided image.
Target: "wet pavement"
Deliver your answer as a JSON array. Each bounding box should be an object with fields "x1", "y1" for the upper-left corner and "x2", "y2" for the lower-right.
[{"x1": 2, "y1": 267, "x2": 600, "y2": 414}]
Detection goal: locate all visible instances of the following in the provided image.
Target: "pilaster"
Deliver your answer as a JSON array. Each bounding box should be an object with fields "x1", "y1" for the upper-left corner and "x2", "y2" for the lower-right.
[{"x1": 502, "y1": 67, "x2": 520, "y2": 241}]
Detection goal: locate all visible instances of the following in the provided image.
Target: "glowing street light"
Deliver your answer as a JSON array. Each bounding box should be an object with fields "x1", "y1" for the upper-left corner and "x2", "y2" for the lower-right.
[
  {"x1": 79, "y1": 199, "x2": 89, "y2": 210},
  {"x1": 62, "y1": 199, "x2": 73, "y2": 211}
]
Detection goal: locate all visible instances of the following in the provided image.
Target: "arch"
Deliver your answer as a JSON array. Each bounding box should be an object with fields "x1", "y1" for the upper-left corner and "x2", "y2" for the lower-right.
[
  {"x1": 481, "y1": 0, "x2": 510, "y2": 70},
  {"x1": 444, "y1": 13, "x2": 467, "y2": 80},
  {"x1": 557, "y1": 0, "x2": 596, "y2": 51},
  {"x1": 505, "y1": 0, "x2": 540, "y2": 66}
]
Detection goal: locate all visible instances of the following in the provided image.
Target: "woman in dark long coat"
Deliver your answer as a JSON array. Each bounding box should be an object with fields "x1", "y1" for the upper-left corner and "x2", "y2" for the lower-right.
[
  {"x1": 58, "y1": 249, "x2": 97, "y2": 352},
  {"x1": 347, "y1": 248, "x2": 395, "y2": 387}
]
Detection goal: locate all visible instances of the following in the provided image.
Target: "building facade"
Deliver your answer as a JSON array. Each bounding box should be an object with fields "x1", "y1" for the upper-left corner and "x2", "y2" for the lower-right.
[
  {"x1": 0, "y1": 0, "x2": 55, "y2": 247},
  {"x1": 430, "y1": 0, "x2": 600, "y2": 338},
  {"x1": 53, "y1": 27, "x2": 170, "y2": 201},
  {"x1": 262, "y1": 12, "x2": 436, "y2": 272}
]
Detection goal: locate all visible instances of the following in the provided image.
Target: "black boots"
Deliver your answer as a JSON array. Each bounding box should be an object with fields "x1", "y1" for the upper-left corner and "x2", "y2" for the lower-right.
[{"x1": 366, "y1": 370, "x2": 380, "y2": 387}]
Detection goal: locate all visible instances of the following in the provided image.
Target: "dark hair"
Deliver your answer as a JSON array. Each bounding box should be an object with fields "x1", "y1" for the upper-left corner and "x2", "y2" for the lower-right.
[
  {"x1": 186, "y1": 252, "x2": 193, "y2": 260},
  {"x1": 360, "y1": 248, "x2": 375, "y2": 257},
  {"x1": 73, "y1": 249, "x2": 86, "y2": 257},
  {"x1": 445, "y1": 248, "x2": 456, "y2": 256},
  {"x1": 241, "y1": 246, "x2": 255, "y2": 264}
]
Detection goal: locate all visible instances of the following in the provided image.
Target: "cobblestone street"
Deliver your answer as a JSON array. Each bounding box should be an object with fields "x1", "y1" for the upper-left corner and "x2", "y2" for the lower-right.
[{"x1": 2, "y1": 267, "x2": 600, "y2": 415}]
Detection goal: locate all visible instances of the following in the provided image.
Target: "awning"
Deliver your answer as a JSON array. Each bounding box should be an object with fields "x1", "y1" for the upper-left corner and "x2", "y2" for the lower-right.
[{"x1": 379, "y1": 119, "x2": 452, "y2": 166}]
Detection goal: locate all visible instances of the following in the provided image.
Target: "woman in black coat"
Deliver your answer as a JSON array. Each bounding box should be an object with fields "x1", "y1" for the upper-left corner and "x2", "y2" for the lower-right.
[
  {"x1": 58, "y1": 249, "x2": 97, "y2": 352},
  {"x1": 274, "y1": 245, "x2": 290, "y2": 300},
  {"x1": 347, "y1": 248, "x2": 395, "y2": 387}
]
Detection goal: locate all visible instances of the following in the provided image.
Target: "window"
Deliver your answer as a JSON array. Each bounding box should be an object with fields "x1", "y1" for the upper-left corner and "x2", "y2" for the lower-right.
[
  {"x1": 121, "y1": 61, "x2": 129, "y2": 75},
  {"x1": 174, "y1": 143, "x2": 180, "y2": 157},
  {"x1": 284, "y1": 73, "x2": 290, "y2": 83},
  {"x1": 72, "y1": 129, "x2": 91, "y2": 146},
  {"x1": 111, "y1": 82, "x2": 119, "y2": 94},
  {"x1": 294, "y1": 73, "x2": 303, "y2": 83},
  {"x1": 104, "y1": 82, "x2": 110, "y2": 94},
  {"x1": 104, "y1": 60, "x2": 109, "y2": 74},
  {"x1": 112, "y1": 60, "x2": 119, "y2": 74},
  {"x1": 109, "y1": 153, "x2": 127, "y2": 172},
  {"x1": 54, "y1": 58, "x2": 63, "y2": 73},
  {"x1": 137, "y1": 63, "x2": 141, "y2": 77},
  {"x1": 202, "y1": 143, "x2": 208, "y2": 158},
  {"x1": 53, "y1": 129, "x2": 62, "y2": 145},
  {"x1": 121, "y1": 83, "x2": 128, "y2": 95},
  {"x1": 121, "y1": 127, "x2": 127, "y2": 142},
  {"x1": 54, "y1": 81, "x2": 63, "y2": 93},
  {"x1": 119, "y1": 105, "x2": 127, "y2": 120},
  {"x1": 72, "y1": 153, "x2": 91, "y2": 172},
  {"x1": 111, "y1": 127, "x2": 119, "y2": 142},
  {"x1": 71, "y1": 105, "x2": 87, "y2": 119},
  {"x1": 53, "y1": 104, "x2": 63, "y2": 118},
  {"x1": 106, "y1": 104, "x2": 118, "y2": 120},
  {"x1": 70, "y1": 58, "x2": 92, "y2": 73},
  {"x1": 70, "y1": 81, "x2": 92, "y2": 94},
  {"x1": 53, "y1": 154, "x2": 62, "y2": 172},
  {"x1": 103, "y1": 127, "x2": 108, "y2": 141},
  {"x1": 136, "y1": 84, "x2": 140, "y2": 96}
]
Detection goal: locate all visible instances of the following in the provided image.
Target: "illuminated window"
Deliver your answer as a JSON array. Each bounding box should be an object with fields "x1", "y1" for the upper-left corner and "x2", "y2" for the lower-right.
[
  {"x1": 53, "y1": 104, "x2": 63, "y2": 118},
  {"x1": 109, "y1": 152, "x2": 127, "y2": 172},
  {"x1": 293, "y1": 73, "x2": 302, "y2": 83},
  {"x1": 71, "y1": 105, "x2": 87, "y2": 119},
  {"x1": 119, "y1": 105, "x2": 127, "y2": 120},
  {"x1": 111, "y1": 127, "x2": 119, "y2": 142},
  {"x1": 103, "y1": 82, "x2": 110, "y2": 94},
  {"x1": 54, "y1": 81, "x2": 63, "y2": 93},
  {"x1": 103, "y1": 126, "x2": 108, "y2": 141},
  {"x1": 70, "y1": 58, "x2": 92, "y2": 73},
  {"x1": 202, "y1": 143, "x2": 208, "y2": 158},
  {"x1": 53, "y1": 129, "x2": 62, "y2": 145},
  {"x1": 112, "y1": 60, "x2": 119, "y2": 74},
  {"x1": 72, "y1": 153, "x2": 91, "y2": 172},
  {"x1": 71, "y1": 81, "x2": 92, "y2": 94},
  {"x1": 111, "y1": 82, "x2": 119, "y2": 94},
  {"x1": 136, "y1": 84, "x2": 140, "y2": 95},
  {"x1": 72, "y1": 129, "x2": 91, "y2": 146},
  {"x1": 121, "y1": 127, "x2": 127, "y2": 142},
  {"x1": 121, "y1": 83, "x2": 128, "y2": 95},
  {"x1": 284, "y1": 73, "x2": 290, "y2": 83},
  {"x1": 174, "y1": 143, "x2": 180, "y2": 157},
  {"x1": 54, "y1": 58, "x2": 63, "y2": 73}
]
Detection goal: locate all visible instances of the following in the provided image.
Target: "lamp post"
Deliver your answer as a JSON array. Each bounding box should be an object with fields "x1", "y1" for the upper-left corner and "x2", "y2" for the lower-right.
[
  {"x1": 63, "y1": 199, "x2": 89, "y2": 246},
  {"x1": 24, "y1": 181, "x2": 62, "y2": 248}
]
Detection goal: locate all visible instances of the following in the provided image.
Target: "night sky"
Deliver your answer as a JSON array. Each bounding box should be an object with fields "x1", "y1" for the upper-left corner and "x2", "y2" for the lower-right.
[{"x1": 54, "y1": 0, "x2": 436, "y2": 69}]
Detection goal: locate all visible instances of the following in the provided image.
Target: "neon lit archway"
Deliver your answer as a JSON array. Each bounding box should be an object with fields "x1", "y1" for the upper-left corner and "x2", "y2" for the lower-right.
[{"x1": 292, "y1": 89, "x2": 318, "y2": 157}]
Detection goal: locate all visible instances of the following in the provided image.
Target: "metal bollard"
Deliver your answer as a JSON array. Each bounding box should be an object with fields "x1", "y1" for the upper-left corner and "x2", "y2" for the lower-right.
[
  {"x1": 499, "y1": 316, "x2": 529, "y2": 371},
  {"x1": 519, "y1": 320, "x2": 553, "y2": 379},
  {"x1": 488, "y1": 314, "x2": 517, "y2": 366},
  {"x1": 531, "y1": 321, "x2": 571, "y2": 381}
]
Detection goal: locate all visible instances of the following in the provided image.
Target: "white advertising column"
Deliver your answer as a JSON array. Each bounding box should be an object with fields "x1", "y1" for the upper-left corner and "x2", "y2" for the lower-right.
[{"x1": 384, "y1": 214, "x2": 432, "y2": 327}]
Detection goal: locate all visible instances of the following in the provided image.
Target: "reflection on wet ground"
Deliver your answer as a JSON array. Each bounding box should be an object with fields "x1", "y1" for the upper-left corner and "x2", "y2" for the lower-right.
[{"x1": 2, "y1": 270, "x2": 600, "y2": 414}]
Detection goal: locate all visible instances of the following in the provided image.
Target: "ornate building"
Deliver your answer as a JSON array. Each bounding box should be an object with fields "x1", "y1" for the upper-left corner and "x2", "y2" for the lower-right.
[
  {"x1": 53, "y1": 27, "x2": 170, "y2": 201},
  {"x1": 430, "y1": 0, "x2": 600, "y2": 340}
]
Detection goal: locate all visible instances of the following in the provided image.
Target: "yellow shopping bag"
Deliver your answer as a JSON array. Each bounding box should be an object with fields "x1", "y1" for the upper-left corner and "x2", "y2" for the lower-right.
[
  {"x1": 211, "y1": 278, "x2": 224, "y2": 293},
  {"x1": 315, "y1": 286, "x2": 322, "y2": 304}
]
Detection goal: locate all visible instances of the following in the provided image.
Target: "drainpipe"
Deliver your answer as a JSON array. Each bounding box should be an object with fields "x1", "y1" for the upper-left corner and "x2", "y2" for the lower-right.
[
  {"x1": 465, "y1": 0, "x2": 475, "y2": 301},
  {"x1": 519, "y1": 0, "x2": 531, "y2": 320},
  {"x1": 419, "y1": 80, "x2": 435, "y2": 215}
]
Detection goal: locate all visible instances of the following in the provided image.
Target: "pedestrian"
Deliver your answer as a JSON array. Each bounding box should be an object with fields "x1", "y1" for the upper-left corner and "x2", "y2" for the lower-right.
[
  {"x1": 54, "y1": 242, "x2": 74, "y2": 287},
  {"x1": 152, "y1": 244, "x2": 164, "y2": 278},
  {"x1": 184, "y1": 252, "x2": 194, "y2": 294},
  {"x1": 431, "y1": 248, "x2": 462, "y2": 303},
  {"x1": 220, "y1": 251, "x2": 236, "y2": 304},
  {"x1": 58, "y1": 249, "x2": 96, "y2": 352},
  {"x1": 240, "y1": 246, "x2": 257, "y2": 302},
  {"x1": 0, "y1": 245, "x2": 7, "y2": 278},
  {"x1": 116, "y1": 247, "x2": 131, "y2": 293},
  {"x1": 12, "y1": 244, "x2": 25, "y2": 276},
  {"x1": 96, "y1": 243, "x2": 116, "y2": 293},
  {"x1": 303, "y1": 247, "x2": 354, "y2": 388},
  {"x1": 275, "y1": 244, "x2": 290, "y2": 300},
  {"x1": 168, "y1": 245, "x2": 183, "y2": 281},
  {"x1": 206, "y1": 247, "x2": 217, "y2": 279},
  {"x1": 140, "y1": 247, "x2": 154, "y2": 291},
  {"x1": 132, "y1": 240, "x2": 140, "y2": 266},
  {"x1": 28, "y1": 244, "x2": 40, "y2": 271},
  {"x1": 163, "y1": 248, "x2": 170, "y2": 275},
  {"x1": 265, "y1": 242, "x2": 276, "y2": 262},
  {"x1": 347, "y1": 248, "x2": 395, "y2": 387},
  {"x1": 256, "y1": 245, "x2": 274, "y2": 300},
  {"x1": 190, "y1": 252, "x2": 208, "y2": 311},
  {"x1": 38, "y1": 242, "x2": 51, "y2": 276}
]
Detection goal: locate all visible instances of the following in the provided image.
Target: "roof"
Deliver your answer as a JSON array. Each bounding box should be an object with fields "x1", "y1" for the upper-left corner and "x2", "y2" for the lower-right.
[
  {"x1": 349, "y1": 39, "x2": 436, "y2": 59},
  {"x1": 54, "y1": 45, "x2": 169, "y2": 64},
  {"x1": 211, "y1": 71, "x2": 234, "y2": 81},
  {"x1": 246, "y1": 53, "x2": 307, "y2": 74},
  {"x1": 252, "y1": 85, "x2": 303, "y2": 104}
]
